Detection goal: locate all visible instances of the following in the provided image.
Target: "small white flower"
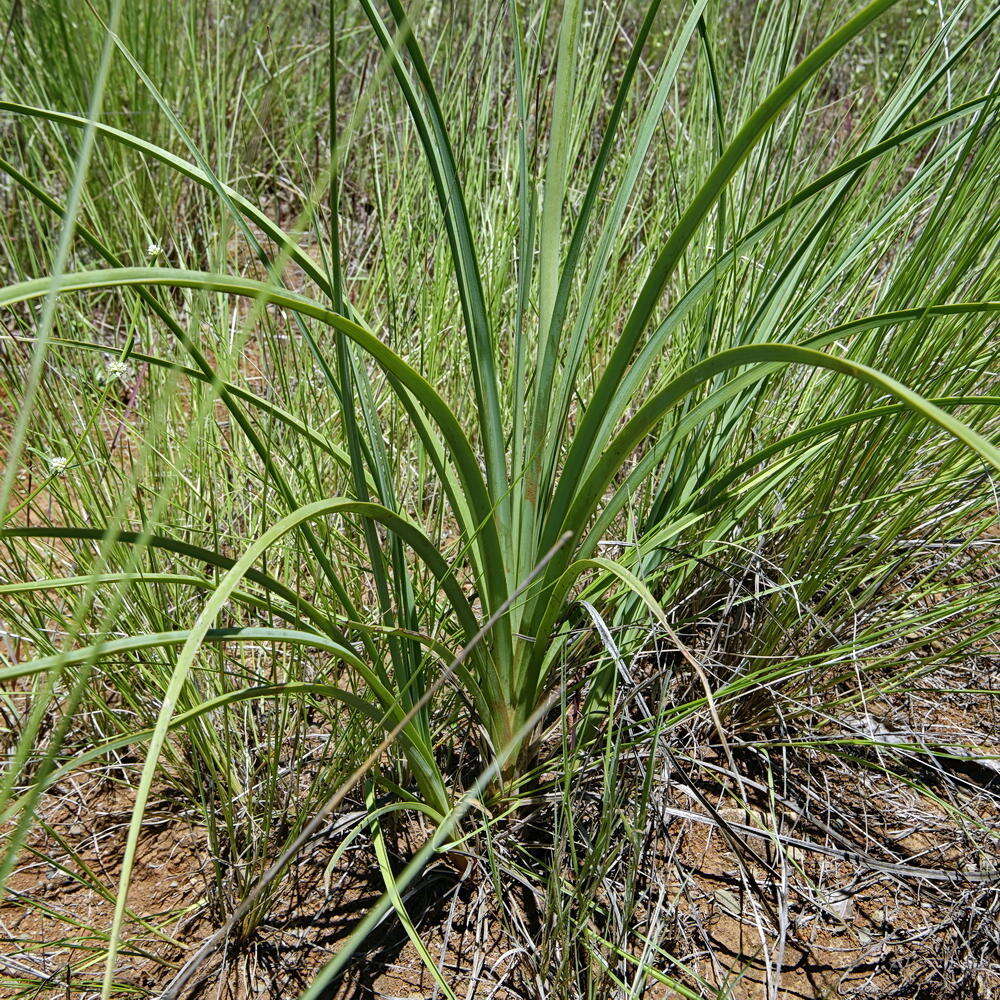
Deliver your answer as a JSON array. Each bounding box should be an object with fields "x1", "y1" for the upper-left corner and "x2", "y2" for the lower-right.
[
  {"x1": 47, "y1": 455, "x2": 70, "y2": 476},
  {"x1": 106, "y1": 360, "x2": 130, "y2": 382},
  {"x1": 147, "y1": 242, "x2": 163, "y2": 258}
]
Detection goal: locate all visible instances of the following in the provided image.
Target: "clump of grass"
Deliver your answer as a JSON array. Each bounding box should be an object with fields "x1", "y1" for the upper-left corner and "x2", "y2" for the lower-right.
[{"x1": 1, "y1": 0, "x2": 998, "y2": 995}]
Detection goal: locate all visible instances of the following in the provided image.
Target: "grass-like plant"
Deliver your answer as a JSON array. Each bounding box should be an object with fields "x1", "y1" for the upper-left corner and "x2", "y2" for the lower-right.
[{"x1": 1, "y1": 0, "x2": 998, "y2": 995}]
